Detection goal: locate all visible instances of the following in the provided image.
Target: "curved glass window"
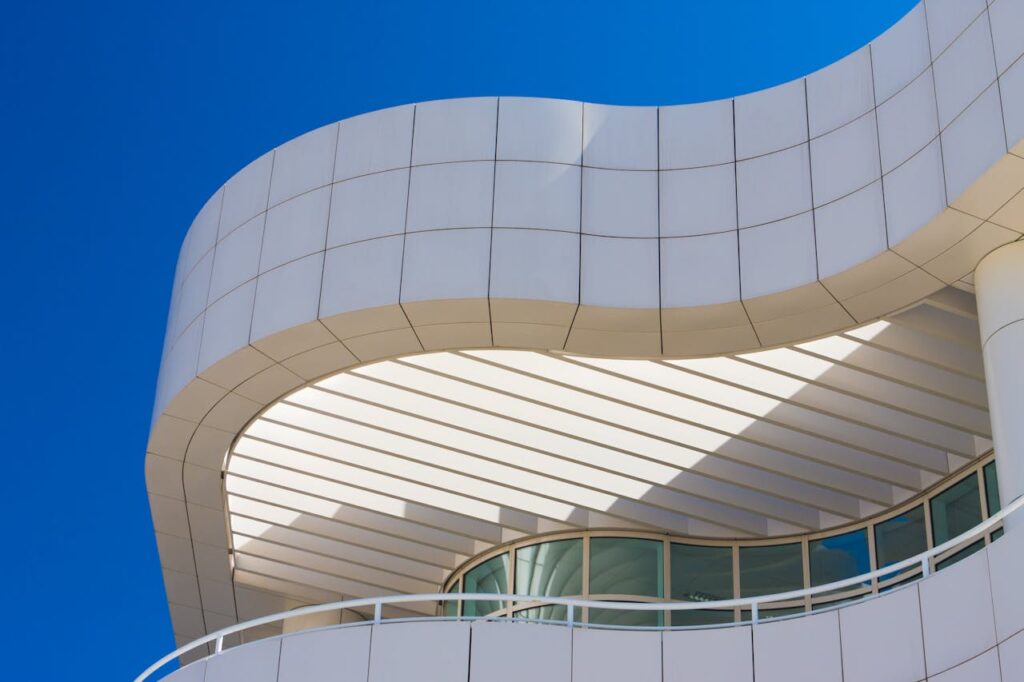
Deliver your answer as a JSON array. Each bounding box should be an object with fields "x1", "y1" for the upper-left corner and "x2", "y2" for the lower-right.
[
  {"x1": 515, "y1": 539, "x2": 583, "y2": 598},
  {"x1": 670, "y1": 543, "x2": 733, "y2": 625},
  {"x1": 930, "y1": 474, "x2": 982, "y2": 545},
  {"x1": 874, "y1": 505, "x2": 927, "y2": 569},
  {"x1": 739, "y1": 543, "x2": 802, "y2": 598},
  {"x1": 589, "y1": 537, "x2": 663, "y2": 598},
  {"x1": 463, "y1": 553, "x2": 507, "y2": 617},
  {"x1": 985, "y1": 462, "x2": 1001, "y2": 517},
  {"x1": 809, "y1": 528, "x2": 870, "y2": 587}
]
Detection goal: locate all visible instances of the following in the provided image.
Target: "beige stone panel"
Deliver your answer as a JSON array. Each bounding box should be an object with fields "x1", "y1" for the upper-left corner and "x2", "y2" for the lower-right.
[
  {"x1": 661, "y1": 300, "x2": 749, "y2": 332},
  {"x1": 320, "y1": 304, "x2": 410, "y2": 340},
  {"x1": 663, "y1": 325, "x2": 760, "y2": 356},
  {"x1": 146, "y1": 453, "x2": 186, "y2": 500},
  {"x1": 197, "y1": 345, "x2": 274, "y2": 391},
  {"x1": 841, "y1": 268, "x2": 945, "y2": 321},
  {"x1": 343, "y1": 327, "x2": 422, "y2": 362},
  {"x1": 147, "y1": 415, "x2": 199, "y2": 460},
  {"x1": 149, "y1": 494, "x2": 191, "y2": 538},
  {"x1": 563, "y1": 327, "x2": 661, "y2": 356},
  {"x1": 156, "y1": 532, "x2": 198, "y2": 575},
  {"x1": 184, "y1": 462, "x2": 224, "y2": 511},
  {"x1": 743, "y1": 281, "x2": 834, "y2": 322},
  {"x1": 163, "y1": 378, "x2": 228, "y2": 423},
  {"x1": 195, "y1": 542, "x2": 233, "y2": 584},
  {"x1": 402, "y1": 298, "x2": 490, "y2": 326},
  {"x1": 163, "y1": 569, "x2": 202, "y2": 610},
  {"x1": 922, "y1": 222, "x2": 1019, "y2": 283},
  {"x1": 234, "y1": 364, "x2": 304, "y2": 405},
  {"x1": 821, "y1": 250, "x2": 915, "y2": 300},
  {"x1": 414, "y1": 322, "x2": 492, "y2": 350},
  {"x1": 891, "y1": 208, "x2": 983, "y2": 265},
  {"x1": 187, "y1": 503, "x2": 230, "y2": 548},
  {"x1": 184, "y1": 425, "x2": 235, "y2": 471},
  {"x1": 572, "y1": 304, "x2": 660, "y2": 332},
  {"x1": 952, "y1": 153, "x2": 1024, "y2": 219},
  {"x1": 753, "y1": 303, "x2": 855, "y2": 347},
  {"x1": 198, "y1": 578, "x2": 238, "y2": 618},
  {"x1": 202, "y1": 391, "x2": 264, "y2": 433},
  {"x1": 491, "y1": 321, "x2": 571, "y2": 349},
  {"x1": 990, "y1": 188, "x2": 1024, "y2": 233},
  {"x1": 251, "y1": 320, "x2": 337, "y2": 362},
  {"x1": 489, "y1": 298, "x2": 577, "y2": 325},
  {"x1": 281, "y1": 341, "x2": 358, "y2": 380}
]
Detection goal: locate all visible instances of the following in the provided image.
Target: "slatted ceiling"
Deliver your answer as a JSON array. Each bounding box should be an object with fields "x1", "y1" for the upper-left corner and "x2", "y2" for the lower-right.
[{"x1": 224, "y1": 290, "x2": 994, "y2": 609}]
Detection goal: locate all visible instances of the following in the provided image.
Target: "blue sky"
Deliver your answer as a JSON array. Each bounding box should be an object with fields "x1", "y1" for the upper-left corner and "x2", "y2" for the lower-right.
[{"x1": 0, "y1": 1, "x2": 916, "y2": 678}]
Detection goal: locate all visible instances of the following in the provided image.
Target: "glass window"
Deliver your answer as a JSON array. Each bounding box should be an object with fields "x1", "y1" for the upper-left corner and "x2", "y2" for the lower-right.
[
  {"x1": 589, "y1": 537, "x2": 664, "y2": 598},
  {"x1": 671, "y1": 609, "x2": 734, "y2": 626},
  {"x1": 809, "y1": 528, "x2": 870, "y2": 587},
  {"x1": 671, "y1": 543, "x2": 733, "y2": 602},
  {"x1": 739, "y1": 543, "x2": 803, "y2": 597},
  {"x1": 930, "y1": 474, "x2": 982, "y2": 545},
  {"x1": 514, "y1": 604, "x2": 568, "y2": 622},
  {"x1": 443, "y1": 582, "x2": 459, "y2": 617},
  {"x1": 515, "y1": 539, "x2": 583, "y2": 598},
  {"x1": 874, "y1": 505, "x2": 927, "y2": 569},
  {"x1": 740, "y1": 605, "x2": 804, "y2": 622},
  {"x1": 463, "y1": 553, "x2": 508, "y2": 617},
  {"x1": 984, "y1": 462, "x2": 1001, "y2": 517},
  {"x1": 936, "y1": 539, "x2": 985, "y2": 570},
  {"x1": 588, "y1": 604, "x2": 663, "y2": 627}
]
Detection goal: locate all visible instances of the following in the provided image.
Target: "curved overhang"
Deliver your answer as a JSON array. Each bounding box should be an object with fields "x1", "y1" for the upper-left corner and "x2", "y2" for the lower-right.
[{"x1": 146, "y1": 0, "x2": 1024, "y2": 652}]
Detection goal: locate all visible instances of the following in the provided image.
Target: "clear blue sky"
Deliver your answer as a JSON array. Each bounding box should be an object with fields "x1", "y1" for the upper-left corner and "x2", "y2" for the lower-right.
[{"x1": 0, "y1": 1, "x2": 917, "y2": 678}]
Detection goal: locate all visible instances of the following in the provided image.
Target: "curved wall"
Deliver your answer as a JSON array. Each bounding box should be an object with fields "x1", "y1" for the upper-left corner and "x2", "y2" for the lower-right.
[
  {"x1": 161, "y1": 525, "x2": 1024, "y2": 682},
  {"x1": 147, "y1": 0, "x2": 1024, "y2": 650}
]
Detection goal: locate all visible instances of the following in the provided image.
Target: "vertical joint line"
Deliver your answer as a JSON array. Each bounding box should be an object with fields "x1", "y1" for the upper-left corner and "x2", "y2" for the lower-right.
[
  {"x1": 398, "y1": 106, "x2": 425, "y2": 350},
  {"x1": 984, "y1": 4, "x2": 1010, "y2": 152},
  {"x1": 487, "y1": 98, "x2": 500, "y2": 348},
  {"x1": 804, "y1": 78, "x2": 820, "y2": 281},
  {"x1": 921, "y1": 1, "x2": 950, "y2": 207},
  {"x1": 868, "y1": 45, "x2": 892, "y2": 249},
  {"x1": 656, "y1": 107, "x2": 664, "y2": 356}
]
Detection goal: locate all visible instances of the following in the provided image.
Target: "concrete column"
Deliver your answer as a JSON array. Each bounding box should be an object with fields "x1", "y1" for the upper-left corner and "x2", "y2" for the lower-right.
[{"x1": 976, "y1": 241, "x2": 1024, "y2": 528}]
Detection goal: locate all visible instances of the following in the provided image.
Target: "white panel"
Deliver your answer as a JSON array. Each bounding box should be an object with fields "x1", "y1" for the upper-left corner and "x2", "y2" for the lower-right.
[
  {"x1": 278, "y1": 626, "x2": 371, "y2": 682},
  {"x1": 990, "y1": 0, "x2": 1024, "y2": 73},
  {"x1": 198, "y1": 281, "x2": 256, "y2": 374},
  {"x1": 401, "y1": 228, "x2": 491, "y2": 302},
  {"x1": 159, "y1": 317, "x2": 204, "y2": 409},
  {"x1": 494, "y1": 161, "x2": 581, "y2": 231},
  {"x1": 204, "y1": 638, "x2": 279, "y2": 682},
  {"x1": 659, "y1": 99, "x2": 735, "y2": 168},
  {"x1": 497, "y1": 97, "x2": 582, "y2": 164},
  {"x1": 942, "y1": 86, "x2": 1008, "y2": 201},
  {"x1": 877, "y1": 69, "x2": 940, "y2": 173},
  {"x1": 753, "y1": 611, "x2": 842, "y2": 682},
  {"x1": 209, "y1": 214, "x2": 263, "y2": 303},
  {"x1": 810, "y1": 113, "x2": 881, "y2": 206},
  {"x1": 251, "y1": 252, "x2": 324, "y2": 342},
  {"x1": 368, "y1": 622, "x2": 470, "y2": 682},
  {"x1": 490, "y1": 228, "x2": 579, "y2": 302},
  {"x1": 406, "y1": 162, "x2": 494, "y2": 232},
  {"x1": 838, "y1": 585, "x2": 926, "y2": 682},
  {"x1": 663, "y1": 626, "x2": 753, "y2": 682},
  {"x1": 933, "y1": 16, "x2": 998, "y2": 129},
  {"x1": 807, "y1": 47, "x2": 874, "y2": 137},
  {"x1": 582, "y1": 168, "x2": 658, "y2": 237},
  {"x1": 469, "y1": 622, "x2": 571, "y2": 682},
  {"x1": 883, "y1": 139, "x2": 947, "y2": 245},
  {"x1": 220, "y1": 152, "x2": 274, "y2": 238},
  {"x1": 335, "y1": 104, "x2": 414, "y2": 181},
  {"x1": 919, "y1": 550, "x2": 997, "y2": 676},
  {"x1": 739, "y1": 213, "x2": 817, "y2": 298},
  {"x1": 736, "y1": 145, "x2": 812, "y2": 227},
  {"x1": 583, "y1": 103, "x2": 658, "y2": 170},
  {"x1": 926, "y1": 0, "x2": 988, "y2": 57},
  {"x1": 988, "y1": 497, "x2": 1024, "y2": 641},
  {"x1": 1002, "y1": 56, "x2": 1024, "y2": 148},
  {"x1": 1001, "y1": 629, "x2": 1024, "y2": 682},
  {"x1": 572, "y1": 629, "x2": 660, "y2": 682},
  {"x1": 661, "y1": 232, "x2": 740, "y2": 306},
  {"x1": 660, "y1": 165, "x2": 736, "y2": 236},
  {"x1": 735, "y1": 79, "x2": 807, "y2": 159},
  {"x1": 175, "y1": 251, "x2": 214, "y2": 340},
  {"x1": 815, "y1": 182, "x2": 888, "y2": 279},
  {"x1": 327, "y1": 168, "x2": 408, "y2": 247},
  {"x1": 269, "y1": 122, "x2": 338, "y2": 206},
  {"x1": 872, "y1": 5, "x2": 932, "y2": 103},
  {"x1": 319, "y1": 236, "x2": 402, "y2": 319},
  {"x1": 163, "y1": 660, "x2": 205, "y2": 682},
  {"x1": 259, "y1": 186, "x2": 331, "y2": 273},
  {"x1": 928, "y1": 648, "x2": 1002, "y2": 682},
  {"x1": 411, "y1": 97, "x2": 497, "y2": 165},
  {"x1": 580, "y1": 236, "x2": 659, "y2": 308},
  {"x1": 184, "y1": 190, "x2": 223, "y2": 275}
]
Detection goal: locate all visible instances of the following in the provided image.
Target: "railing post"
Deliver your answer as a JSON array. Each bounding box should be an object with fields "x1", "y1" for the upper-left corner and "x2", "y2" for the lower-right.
[
  {"x1": 214, "y1": 636, "x2": 223, "y2": 654},
  {"x1": 751, "y1": 602, "x2": 759, "y2": 625},
  {"x1": 373, "y1": 601, "x2": 382, "y2": 625},
  {"x1": 567, "y1": 604, "x2": 574, "y2": 629},
  {"x1": 921, "y1": 556, "x2": 931, "y2": 578}
]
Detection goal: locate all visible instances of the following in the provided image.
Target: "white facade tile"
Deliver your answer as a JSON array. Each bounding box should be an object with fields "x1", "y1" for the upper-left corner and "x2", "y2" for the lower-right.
[
  {"x1": 877, "y1": 68, "x2": 940, "y2": 173},
  {"x1": 990, "y1": 0, "x2": 1024, "y2": 74},
  {"x1": 582, "y1": 168, "x2": 658, "y2": 237},
  {"x1": 204, "y1": 638, "x2": 279, "y2": 682},
  {"x1": 933, "y1": 15, "x2": 998, "y2": 129},
  {"x1": 941, "y1": 85, "x2": 1007, "y2": 202},
  {"x1": 737, "y1": 144, "x2": 812, "y2": 227},
  {"x1": 883, "y1": 139, "x2": 947, "y2": 245},
  {"x1": 928, "y1": 648, "x2": 1002, "y2": 682},
  {"x1": 320, "y1": 236, "x2": 403, "y2": 316},
  {"x1": 163, "y1": 660, "x2": 205, "y2": 682},
  {"x1": 735, "y1": 79, "x2": 807, "y2": 159},
  {"x1": 580, "y1": 235, "x2": 659, "y2": 308},
  {"x1": 663, "y1": 626, "x2": 753, "y2": 682},
  {"x1": 814, "y1": 181, "x2": 888, "y2": 279},
  {"x1": 407, "y1": 161, "x2": 494, "y2": 232},
  {"x1": 259, "y1": 186, "x2": 330, "y2": 273},
  {"x1": 219, "y1": 151, "x2": 273, "y2": 238},
  {"x1": 184, "y1": 189, "x2": 223, "y2": 275},
  {"x1": 661, "y1": 232, "x2": 740, "y2": 306},
  {"x1": 583, "y1": 104, "x2": 658, "y2": 170},
  {"x1": 470, "y1": 622, "x2": 570, "y2": 682},
  {"x1": 269, "y1": 122, "x2": 338, "y2": 206},
  {"x1": 1001, "y1": 629, "x2": 1024, "y2": 682},
  {"x1": 659, "y1": 99, "x2": 735, "y2": 168},
  {"x1": 660, "y1": 164, "x2": 737, "y2": 236},
  {"x1": 327, "y1": 168, "x2": 408, "y2": 247},
  {"x1": 838, "y1": 584, "x2": 926, "y2": 682},
  {"x1": 490, "y1": 228, "x2": 579, "y2": 302},
  {"x1": 753, "y1": 611, "x2": 843, "y2": 682},
  {"x1": 494, "y1": 161, "x2": 581, "y2": 231},
  {"x1": 871, "y1": 4, "x2": 932, "y2": 103},
  {"x1": 988, "y1": 524, "x2": 1024, "y2": 641},
  {"x1": 278, "y1": 627, "x2": 371, "y2": 682},
  {"x1": 925, "y1": 0, "x2": 988, "y2": 57},
  {"x1": 1001, "y1": 56, "x2": 1024, "y2": 148},
  {"x1": 209, "y1": 214, "x2": 263, "y2": 303},
  {"x1": 368, "y1": 622, "x2": 470, "y2": 682},
  {"x1": 573, "y1": 629, "x2": 660, "y2": 682},
  {"x1": 497, "y1": 97, "x2": 582, "y2": 164},
  {"x1": 250, "y1": 252, "x2": 323, "y2": 342},
  {"x1": 806, "y1": 47, "x2": 875, "y2": 137},
  {"x1": 412, "y1": 97, "x2": 497, "y2": 165},
  {"x1": 198, "y1": 281, "x2": 255, "y2": 375},
  {"x1": 162, "y1": 317, "x2": 204, "y2": 405},
  {"x1": 401, "y1": 228, "x2": 491, "y2": 302},
  {"x1": 810, "y1": 112, "x2": 881, "y2": 206},
  {"x1": 335, "y1": 104, "x2": 414, "y2": 181},
  {"x1": 174, "y1": 251, "x2": 214, "y2": 340},
  {"x1": 739, "y1": 212, "x2": 817, "y2": 298}
]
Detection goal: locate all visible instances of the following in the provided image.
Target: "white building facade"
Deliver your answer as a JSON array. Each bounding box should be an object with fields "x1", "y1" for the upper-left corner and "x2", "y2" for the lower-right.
[{"x1": 143, "y1": 2, "x2": 1024, "y2": 679}]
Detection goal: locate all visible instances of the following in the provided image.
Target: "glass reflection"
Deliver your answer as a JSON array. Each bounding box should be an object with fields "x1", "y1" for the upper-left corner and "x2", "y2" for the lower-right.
[
  {"x1": 930, "y1": 474, "x2": 982, "y2": 545},
  {"x1": 671, "y1": 543, "x2": 733, "y2": 602},
  {"x1": 589, "y1": 537, "x2": 663, "y2": 598},
  {"x1": 874, "y1": 505, "x2": 927, "y2": 569},
  {"x1": 809, "y1": 528, "x2": 870, "y2": 587},
  {"x1": 463, "y1": 553, "x2": 508, "y2": 617},
  {"x1": 984, "y1": 462, "x2": 1001, "y2": 517},
  {"x1": 515, "y1": 539, "x2": 583, "y2": 598},
  {"x1": 739, "y1": 543, "x2": 802, "y2": 597}
]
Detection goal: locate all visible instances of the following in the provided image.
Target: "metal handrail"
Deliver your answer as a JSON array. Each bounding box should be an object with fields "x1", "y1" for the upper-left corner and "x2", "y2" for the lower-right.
[{"x1": 135, "y1": 493, "x2": 1021, "y2": 682}]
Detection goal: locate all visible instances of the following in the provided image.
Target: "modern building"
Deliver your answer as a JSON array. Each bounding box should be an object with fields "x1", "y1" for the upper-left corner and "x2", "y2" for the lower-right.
[{"x1": 141, "y1": 2, "x2": 1024, "y2": 680}]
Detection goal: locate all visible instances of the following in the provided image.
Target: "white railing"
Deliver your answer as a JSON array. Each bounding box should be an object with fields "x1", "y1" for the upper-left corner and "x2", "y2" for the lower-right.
[{"x1": 136, "y1": 494, "x2": 1022, "y2": 682}]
